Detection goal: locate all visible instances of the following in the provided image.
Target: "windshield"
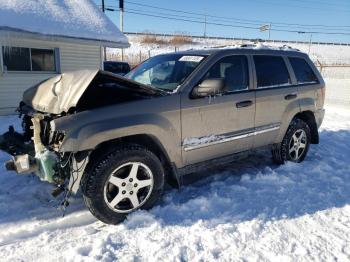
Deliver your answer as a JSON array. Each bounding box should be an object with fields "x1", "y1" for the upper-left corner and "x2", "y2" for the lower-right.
[{"x1": 125, "y1": 54, "x2": 206, "y2": 91}]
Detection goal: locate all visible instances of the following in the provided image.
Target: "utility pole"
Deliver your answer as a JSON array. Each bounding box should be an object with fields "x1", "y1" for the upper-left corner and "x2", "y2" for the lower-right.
[
  {"x1": 268, "y1": 23, "x2": 271, "y2": 41},
  {"x1": 120, "y1": 0, "x2": 124, "y2": 61},
  {"x1": 119, "y1": 0, "x2": 124, "y2": 32},
  {"x1": 101, "y1": 0, "x2": 106, "y2": 62},
  {"x1": 308, "y1": 33, "x2": 313, "y2": 54},
  {"x1": 204, "y1": 15, "x2": 207, "y2": 38},
  {"x1": 298, "y1": 31, "x2": 313, "y2": 55}
]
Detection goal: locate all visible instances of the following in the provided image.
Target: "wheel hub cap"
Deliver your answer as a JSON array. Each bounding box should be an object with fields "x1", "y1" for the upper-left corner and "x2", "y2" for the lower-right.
[
  {"x1": 126, "y1": 183, "x2": 133, "y2": 191},
  {"x1": 104, "y1": 162, "x2": 154, "y2": 213}
]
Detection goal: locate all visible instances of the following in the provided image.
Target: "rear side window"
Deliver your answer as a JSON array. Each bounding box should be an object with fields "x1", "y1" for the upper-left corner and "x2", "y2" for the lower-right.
[
  {"x1": 254, "y1": 55, "x2": 291, "y2": 88},
  {"x1": 204, "y1": 55, "x2": 249, "y2": 93},
  {"x1": 289, "y1": 57, "x2": 319, "y2": 84}
]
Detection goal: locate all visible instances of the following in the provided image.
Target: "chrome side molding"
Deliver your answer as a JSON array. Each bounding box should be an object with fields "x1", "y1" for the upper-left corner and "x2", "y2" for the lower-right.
[{"x1": 183, "y1": 124, "x2": 280, "y2": 152}]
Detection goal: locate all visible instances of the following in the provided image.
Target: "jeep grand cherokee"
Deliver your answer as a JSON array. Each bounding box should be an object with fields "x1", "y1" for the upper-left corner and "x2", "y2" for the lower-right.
[{"x1": 0, "y1": 46, "x2": 325, "y2": 224}]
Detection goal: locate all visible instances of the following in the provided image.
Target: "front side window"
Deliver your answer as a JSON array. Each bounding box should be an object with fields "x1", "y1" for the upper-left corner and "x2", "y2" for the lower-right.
[
  {"x1": 2, "y1": 46, "x2": 56, "y2": 72},
  {"x1": 125, "y1": 54, "x2": 206, "y2": 91},
  {"x1": 203, "y1": 55, "x2": 249, "y2": 93},
  {"x1": 254, "y1": 55, "x2": 291, "y2": 88},
  {"x1": 289, "y1": 57, "x2": 319, "y2": 84}
]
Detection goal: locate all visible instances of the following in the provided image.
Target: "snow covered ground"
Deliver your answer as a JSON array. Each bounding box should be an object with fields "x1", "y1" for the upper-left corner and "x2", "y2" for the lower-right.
[{"x1": 0, "y1": 104, "x2": 349, "y2": 261}]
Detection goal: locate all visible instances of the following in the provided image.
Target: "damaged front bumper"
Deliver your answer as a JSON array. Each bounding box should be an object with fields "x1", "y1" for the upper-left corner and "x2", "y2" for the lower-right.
[{"x1": 0, "y1": 114, "x2": 89, "y2": 195}]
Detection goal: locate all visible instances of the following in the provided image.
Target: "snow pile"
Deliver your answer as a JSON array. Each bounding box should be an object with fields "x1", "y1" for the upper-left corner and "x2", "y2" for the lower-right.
[
  {"x1": 0, "y1": 0, "x2": 129, "y2": 47},
  {"x1": 0, "y1": 106, "x2": 350, "y2": 261}
]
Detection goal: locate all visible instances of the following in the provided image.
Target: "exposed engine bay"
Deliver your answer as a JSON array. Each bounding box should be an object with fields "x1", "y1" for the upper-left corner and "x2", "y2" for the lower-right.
[
  {"x1": 0, "y1": 108, "x2": 90, "y2": 205},
  {"x1": 0, "y1": 70, "x2": 163, "y2": 206}
]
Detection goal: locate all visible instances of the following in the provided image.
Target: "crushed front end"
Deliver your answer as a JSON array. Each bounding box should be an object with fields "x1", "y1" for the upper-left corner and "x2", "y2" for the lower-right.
[
  {"x1": 0, "y1": 105, "x2": 89, "y2": 200},
  {"x1": 0, "y1": 69, "x2": 158, "y2": 202}
]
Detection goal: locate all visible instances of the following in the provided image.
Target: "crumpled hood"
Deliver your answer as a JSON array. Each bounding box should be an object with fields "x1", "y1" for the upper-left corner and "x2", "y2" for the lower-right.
[
  {"x1": 22, "y1": 70, "x2": 99, "y2": 114},
  {"x1": 22, "y1": 70, "x2": 162, "y2": 115}
]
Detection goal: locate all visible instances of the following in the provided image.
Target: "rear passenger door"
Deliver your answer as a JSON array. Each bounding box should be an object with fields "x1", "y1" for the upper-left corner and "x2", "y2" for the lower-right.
[{"x1": 253, "y1": 55, "x2": 299, "y2": 148}]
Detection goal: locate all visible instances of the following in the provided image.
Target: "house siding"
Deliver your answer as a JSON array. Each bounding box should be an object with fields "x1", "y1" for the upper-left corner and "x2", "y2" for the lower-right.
[{"x1": 0, "y1": 37, "x2": 102, "y2": 115}]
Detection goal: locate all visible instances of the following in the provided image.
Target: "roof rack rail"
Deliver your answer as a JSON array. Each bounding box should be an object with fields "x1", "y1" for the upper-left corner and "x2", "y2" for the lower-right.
[{"x1": 200, "y1": 43, "x2": 301, "y2": 52}]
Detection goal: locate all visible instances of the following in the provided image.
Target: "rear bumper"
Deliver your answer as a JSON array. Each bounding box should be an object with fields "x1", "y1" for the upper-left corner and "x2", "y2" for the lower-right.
[{"x1": 315, "y1": 108, "x2": 325, "y2": 128}]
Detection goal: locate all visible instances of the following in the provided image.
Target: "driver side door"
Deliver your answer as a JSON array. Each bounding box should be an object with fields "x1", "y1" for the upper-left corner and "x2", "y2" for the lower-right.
[{"x1": 181, "y1": 55, "x2": 256, "y2": 166}]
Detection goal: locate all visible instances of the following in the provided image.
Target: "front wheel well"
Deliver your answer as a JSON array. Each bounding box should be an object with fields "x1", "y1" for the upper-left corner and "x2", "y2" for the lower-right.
[
  {"x1": 293, "y1": 111, "x2": 319, "y2": 144},
  {"x1": 87, "y1": 134, "x2": 180, "y2": 188}
]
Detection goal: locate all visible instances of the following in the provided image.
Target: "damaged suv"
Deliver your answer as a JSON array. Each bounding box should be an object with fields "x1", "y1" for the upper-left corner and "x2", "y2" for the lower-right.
[{"x1": 0, "y1": 46, "x2": 325, "y2": 224}]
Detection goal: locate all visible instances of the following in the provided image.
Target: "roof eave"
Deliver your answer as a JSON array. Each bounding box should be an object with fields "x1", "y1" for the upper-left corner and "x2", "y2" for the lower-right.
[{"x1": 0, "y1": 27, "x2": 130, "y2": 48}]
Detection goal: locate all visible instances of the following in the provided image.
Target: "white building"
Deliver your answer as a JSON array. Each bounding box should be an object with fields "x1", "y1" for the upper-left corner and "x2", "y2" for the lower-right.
[{"x1": 0, "y1": 0, "x2": 129, "y2": 114}]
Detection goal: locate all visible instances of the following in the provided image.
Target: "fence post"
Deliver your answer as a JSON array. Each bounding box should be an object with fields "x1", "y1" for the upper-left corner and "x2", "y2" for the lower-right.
[
  {"x1": 148, "y1": 50, "x2": 151, "y2": 58},
  {"x1": 139, "y1": 50, "x2": 142, "y2": 63}
]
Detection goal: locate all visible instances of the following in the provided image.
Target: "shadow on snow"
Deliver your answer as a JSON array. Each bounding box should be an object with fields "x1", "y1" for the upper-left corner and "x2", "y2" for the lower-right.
[{"x1": 0, "y1": 129, "x2": 349, "y2": 231}]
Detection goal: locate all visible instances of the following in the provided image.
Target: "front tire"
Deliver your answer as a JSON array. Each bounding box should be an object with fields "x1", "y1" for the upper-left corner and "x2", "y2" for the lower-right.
[
  {"x1": 81, "y1": 145, "x2": 164, "y2": 224},
  {"x1": 272, "y1": 118, "x2": 311, "y2": 164}
]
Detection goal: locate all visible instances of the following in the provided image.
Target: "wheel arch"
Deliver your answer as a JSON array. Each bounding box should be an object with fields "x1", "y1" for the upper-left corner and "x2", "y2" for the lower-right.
[
  {"x1": 293, "y1": 110, "x2": 319, "y2": 144},
  {"x1": 87, "y1": 134, "x2": 181, "y2": 188}
]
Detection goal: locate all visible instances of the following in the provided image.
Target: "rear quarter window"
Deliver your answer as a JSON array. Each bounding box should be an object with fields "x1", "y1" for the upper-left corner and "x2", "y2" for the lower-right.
[
  {"x1": 254, "y1": 55, "x2": 291, "y2": 88},
  {"x1": 289, "y1": 57, "x2": 319, "y2": 84}
]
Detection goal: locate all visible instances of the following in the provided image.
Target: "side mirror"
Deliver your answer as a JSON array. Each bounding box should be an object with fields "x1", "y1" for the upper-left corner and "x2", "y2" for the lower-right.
[{"x1": 192, "y1": 78, "x2": 225, "y2": 98}]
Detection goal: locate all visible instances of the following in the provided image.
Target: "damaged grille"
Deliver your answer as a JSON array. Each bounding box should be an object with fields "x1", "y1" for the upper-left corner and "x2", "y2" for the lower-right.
[
  {"x1": 21, "y1": 114, "x2": 65, "y2": 149},
  {"x1": 50, "y1": 130, "x2": 66, "y2": 147}
]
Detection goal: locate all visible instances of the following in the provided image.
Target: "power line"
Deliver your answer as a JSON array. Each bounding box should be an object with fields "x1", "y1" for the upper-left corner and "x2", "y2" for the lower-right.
[
  {"x1": 124, "y1": 1, "x2": 350, "y2": 29},
  {"x1": 118, "y1": 6, "x2": 350, "y2": 32},
  {"x1": 119, "y1": 9, "x2": 350, "y2": 36},
  {"x1": 104, "y1": 3, "x2": 350, "y2": 33}
]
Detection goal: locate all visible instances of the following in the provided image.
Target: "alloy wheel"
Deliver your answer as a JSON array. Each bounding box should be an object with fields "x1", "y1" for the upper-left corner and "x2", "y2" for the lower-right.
[
  {"x1": 103, "y1": 162, "x2": 154, "y2": 213},
  {"x1": 288, "y1": 129, "x2": 307, "y2": 161}
]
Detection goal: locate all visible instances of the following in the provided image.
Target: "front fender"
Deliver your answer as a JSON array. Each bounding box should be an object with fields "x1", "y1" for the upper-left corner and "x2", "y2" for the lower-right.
[{"x1": 56, "y1": 113, "x2": 181, "y2": 165}]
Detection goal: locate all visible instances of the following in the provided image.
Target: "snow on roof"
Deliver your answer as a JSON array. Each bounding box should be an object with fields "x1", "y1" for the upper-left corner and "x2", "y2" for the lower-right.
[{"x1": 0, "y1": 0, "x2": 129, "y2": 48}]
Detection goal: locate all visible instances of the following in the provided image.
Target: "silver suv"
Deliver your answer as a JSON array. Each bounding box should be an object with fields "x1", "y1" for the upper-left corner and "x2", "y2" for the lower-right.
[{"x1": 0, "y1": 46, "x2": 325, "y2": 224}]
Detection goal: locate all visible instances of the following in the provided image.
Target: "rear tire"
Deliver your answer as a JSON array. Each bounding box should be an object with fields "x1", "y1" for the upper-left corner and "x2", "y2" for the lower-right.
[
  {"x1": 81, "y1": 144, "x2": 164, "y2": 225},
  {"x1": 272, "y1": 118, "x2": 311, "y2": 164}
]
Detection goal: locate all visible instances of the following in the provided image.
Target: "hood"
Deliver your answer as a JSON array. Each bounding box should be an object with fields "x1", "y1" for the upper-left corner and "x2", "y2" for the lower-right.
[{"x1": 22, "y1": 70, "x2": 162, "y2": 115}]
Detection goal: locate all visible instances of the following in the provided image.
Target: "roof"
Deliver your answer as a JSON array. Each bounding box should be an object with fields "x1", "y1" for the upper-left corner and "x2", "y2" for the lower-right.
[
  {"x1": 0, "y1": 0, "x2": 129, "y2": 48},
  {"x1": 170, "y1": 44, "x2": 306, "y2": 57}
]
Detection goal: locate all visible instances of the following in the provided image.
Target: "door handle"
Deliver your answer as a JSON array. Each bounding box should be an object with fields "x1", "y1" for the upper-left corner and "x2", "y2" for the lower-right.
[
  {"x1": 285, "y1": 93, "x2": 297, "y2": 100},
  {"x1": 236, "y1": 100, "x2": 253, "y2": 108}
]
